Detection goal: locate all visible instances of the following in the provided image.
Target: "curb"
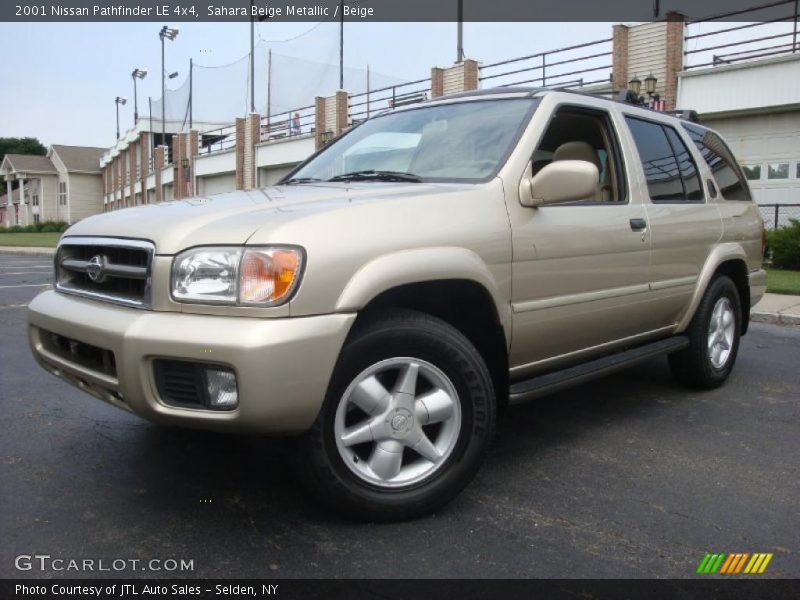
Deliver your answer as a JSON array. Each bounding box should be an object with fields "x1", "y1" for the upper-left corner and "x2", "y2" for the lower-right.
[
  {"x1": 751, "y1": 311, "x2": 800, "y2": 326},
  {"x1": 0, "y1": 247, "x2": 56, "y2": 257}
]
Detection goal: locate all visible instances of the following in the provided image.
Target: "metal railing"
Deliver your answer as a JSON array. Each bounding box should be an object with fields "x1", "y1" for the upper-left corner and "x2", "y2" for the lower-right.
[
  {"x1": 198, "y1": 123, "x2": 237, "y2": 155},
  {"x1": 479, "y1": 37, "x2": 613, "y2": 90},
  {"x1": 261, "y1": 104, "x2": 315, "y2": 142},
  {"x1": 759, "y1": 203, "x2": 800, "y2": 229},
  {"x1": 348, "y1": 77, "x2": 432, "y2": 123},
  {"x1": 684, "y1": 0, "x2": 799, "y2": 69}
]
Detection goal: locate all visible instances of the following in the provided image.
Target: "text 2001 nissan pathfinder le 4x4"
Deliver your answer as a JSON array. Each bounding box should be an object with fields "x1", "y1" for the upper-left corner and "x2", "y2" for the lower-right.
[{"x1": 28, "y1": 88, "x2": 766, "y2": 520}]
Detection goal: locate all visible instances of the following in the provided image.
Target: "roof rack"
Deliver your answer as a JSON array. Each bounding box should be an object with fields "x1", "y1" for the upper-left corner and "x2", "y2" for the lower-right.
[
  {"x1": 549, "y1": 88, "x2": 704, "y2": 123},
  {"x1": 662, "y1": 109, "x2": 703, "y2": 124}
]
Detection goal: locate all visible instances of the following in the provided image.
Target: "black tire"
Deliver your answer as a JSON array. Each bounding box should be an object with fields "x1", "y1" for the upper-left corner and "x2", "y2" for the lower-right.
[
  {"x1": 669, "y1": 275, "x2": 742, "y2": 389},
  {"x1": 295, "y1": 309, "x2": 496, "y2": 521}
]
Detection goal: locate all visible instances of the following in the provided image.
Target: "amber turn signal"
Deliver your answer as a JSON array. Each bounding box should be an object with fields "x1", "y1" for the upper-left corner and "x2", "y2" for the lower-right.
[{"x1": 239, "y1": 248, "x2": 302, "y2": 304}]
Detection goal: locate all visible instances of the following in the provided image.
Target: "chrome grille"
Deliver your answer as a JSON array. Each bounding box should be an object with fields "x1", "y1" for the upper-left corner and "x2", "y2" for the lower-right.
[{"x1": 55, "y1": 237, "x2": 154, "y2": 309}]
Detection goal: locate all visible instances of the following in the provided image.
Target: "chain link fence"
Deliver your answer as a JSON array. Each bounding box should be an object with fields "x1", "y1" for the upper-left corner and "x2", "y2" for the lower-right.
[{"x1": 759, "y1": 203, "x2": 800, "y2": 230}]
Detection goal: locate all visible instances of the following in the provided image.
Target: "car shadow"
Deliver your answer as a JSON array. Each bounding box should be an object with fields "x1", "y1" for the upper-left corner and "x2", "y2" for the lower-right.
[{"x1": 115, "y1": 356, "x2": 682, "y2": 527}]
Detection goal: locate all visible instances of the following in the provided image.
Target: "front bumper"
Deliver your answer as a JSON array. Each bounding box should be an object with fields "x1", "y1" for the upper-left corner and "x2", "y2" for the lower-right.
[{"x1": 27, "y1": 290, "x2": 355, "y2": 434}]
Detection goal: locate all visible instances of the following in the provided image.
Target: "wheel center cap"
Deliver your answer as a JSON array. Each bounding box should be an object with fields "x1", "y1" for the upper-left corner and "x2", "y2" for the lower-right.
[{"x1": 387, "y1": 408, "x2": 413, "y2": 437}]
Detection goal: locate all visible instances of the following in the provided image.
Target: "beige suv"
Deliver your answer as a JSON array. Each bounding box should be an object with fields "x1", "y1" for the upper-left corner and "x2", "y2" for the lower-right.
[{"x1": 28, "y1": 89, "x2": 766, "y2": 520}]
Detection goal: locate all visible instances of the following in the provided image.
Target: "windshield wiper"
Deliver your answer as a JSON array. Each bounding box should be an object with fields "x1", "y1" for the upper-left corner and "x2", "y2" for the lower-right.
[
  {"x1": 282, "y1": 177, "x2": 323, "y2": 185},
  {"x1": 327, "y1": 170, "x2": 422, "y2": 183}
]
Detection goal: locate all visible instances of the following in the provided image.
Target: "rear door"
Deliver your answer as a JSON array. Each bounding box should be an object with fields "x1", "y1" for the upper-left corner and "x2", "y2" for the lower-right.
[{"x1": 622, "y1": 115, "x2": 723, "y2": 328}]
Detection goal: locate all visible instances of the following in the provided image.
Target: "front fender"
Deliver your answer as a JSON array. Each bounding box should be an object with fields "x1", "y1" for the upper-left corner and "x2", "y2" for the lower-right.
[
  {"x1": 334, "y1": 246, "x2": 511, "y2": 341},
  {"x1": 675, "y1": 242, "x2": 748, "y2": 333}
]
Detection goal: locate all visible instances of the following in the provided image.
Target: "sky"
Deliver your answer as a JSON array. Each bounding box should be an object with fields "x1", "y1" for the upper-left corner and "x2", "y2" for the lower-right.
[
  {"x1": 0, "y1": 17, "x2": 789, "y2": 149},
  {"x1": 0, "y1": 21, "x2": 611, "y2": 148}
]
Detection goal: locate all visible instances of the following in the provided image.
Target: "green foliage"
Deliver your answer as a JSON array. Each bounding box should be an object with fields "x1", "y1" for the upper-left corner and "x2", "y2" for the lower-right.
[
  {"x1": 766, "y1": 269, "x2": 800, "y2": 296},
  {"x1": 0, "y1": 136, "x2": 48, "y2": 195},
  {"x1": 0, "y1": 221, "x2": 68, "y2": 234},
  {"x1": 767, "y1": 219, "x2": 800, "y2": 270}
]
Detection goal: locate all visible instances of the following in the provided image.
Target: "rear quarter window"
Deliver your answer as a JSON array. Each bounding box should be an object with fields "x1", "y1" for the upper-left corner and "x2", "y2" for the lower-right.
[{"x1": 681, "y1": 124, "x2": 752, "y2": 201}]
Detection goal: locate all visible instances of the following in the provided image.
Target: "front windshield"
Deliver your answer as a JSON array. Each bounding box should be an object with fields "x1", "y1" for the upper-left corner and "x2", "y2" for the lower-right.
[{"x1": 287, "y1": 98, "x2": 538, "y2": 183}]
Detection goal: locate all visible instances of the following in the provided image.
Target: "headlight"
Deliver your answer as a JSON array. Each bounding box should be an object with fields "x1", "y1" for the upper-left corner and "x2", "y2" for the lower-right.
[{"x1": 171, "y1": 246, "x2": 304, "y2": 306}]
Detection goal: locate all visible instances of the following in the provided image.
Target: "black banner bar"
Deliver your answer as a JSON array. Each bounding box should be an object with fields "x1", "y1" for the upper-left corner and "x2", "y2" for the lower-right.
[
  {"x1": 1, "y1": 0, "x2": 797, "y2": 22},
  {"x1": 3, "y1": 579, "x2": 800, "y2": 600}
]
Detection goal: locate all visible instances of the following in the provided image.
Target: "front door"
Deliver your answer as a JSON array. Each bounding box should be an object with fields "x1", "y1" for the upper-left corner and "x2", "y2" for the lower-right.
[{"x1": 508, "y1": 105, "x2": 654, "y2": 376}]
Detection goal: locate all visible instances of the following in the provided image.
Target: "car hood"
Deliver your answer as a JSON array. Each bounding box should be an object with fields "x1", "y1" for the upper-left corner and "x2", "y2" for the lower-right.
[{"x1": 63, "y1": 182, "x2": 474, "y2": 255}]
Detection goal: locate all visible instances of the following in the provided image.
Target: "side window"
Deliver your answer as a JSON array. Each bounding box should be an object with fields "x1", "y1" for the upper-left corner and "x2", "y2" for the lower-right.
[
  {"x1": 625, "y1": 116, "x2": 687, "y2": 202},
  {"x1": 664, "y1": 127, "x2": 704, "y2": 200},
  {"x1": 681, "y1": 124, "x2": 752, "y2": 201},
  {"x1": 532, "y1": 107, "x2": 626, "y2": 202}
]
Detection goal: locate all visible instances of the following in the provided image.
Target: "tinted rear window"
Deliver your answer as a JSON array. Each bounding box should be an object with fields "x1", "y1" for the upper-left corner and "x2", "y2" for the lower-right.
[
  {"x1": 625, "y1": 117, "x2": 700, "y2": 202},
  {"x1": 681, "y1": 124, "x2": 751, "y2": 201}
]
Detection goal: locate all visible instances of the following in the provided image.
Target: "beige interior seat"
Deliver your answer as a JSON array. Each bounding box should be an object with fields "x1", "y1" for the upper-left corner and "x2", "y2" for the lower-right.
[{"x1": 552, "y1": 141, "x2": 603, "y2": 200}]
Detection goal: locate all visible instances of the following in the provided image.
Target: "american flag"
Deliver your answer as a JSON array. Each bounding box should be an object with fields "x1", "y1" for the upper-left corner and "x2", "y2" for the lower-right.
[{"x1": 650, "y1": 98, "x2": 666, "y2": 112}]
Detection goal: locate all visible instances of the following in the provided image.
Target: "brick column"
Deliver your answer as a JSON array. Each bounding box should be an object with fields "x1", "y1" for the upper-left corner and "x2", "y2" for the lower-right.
[
  {"x1": 139, "y1": 132, "x2": 150, "y2": 204},
  {"x1": 154, "y1": 145, "x2": 165, "y2": 203},
  {"x1": 335, "y1": 91, "x2": 348, "y2": 135},
  {"x1": 431, "y1": 60, "x2": 479, "y2": 97},
  {"x1": 235, "y1": 117, "x2": 246, "y2": 190},
  {"x1": 314, "y1": 96, "x2": 325, "y2": 150},
  {"x1": 463, "y1": 59, "x2": 479, "y2": 91},
  {"x1": 113, "y1": 156, "x2": 120, "y2": 209},
  {"x1": 128, "y1": 144, "x2": 136, "y2": 206},
  {"x1": 101, "y1": 166, "x2": 107, "y2": 212},
  {"x1": 612, "y1": 24, "x2": 630, "y2": 93},
  {"x1": 174, "y1": 134, "x2": 186, "y2": 200},
  {"x1": 664, "y1": 12, "x2": 685, "y2": 110},
  {"x1": 188, "y1": 130, "x2": 198, "y2": 197},
  {"x1": 431, "y1": 67, "x2": 444, "y2": 98},
  {"x1": 243, "y1": 113, "x2": 260, "y2": 190}
]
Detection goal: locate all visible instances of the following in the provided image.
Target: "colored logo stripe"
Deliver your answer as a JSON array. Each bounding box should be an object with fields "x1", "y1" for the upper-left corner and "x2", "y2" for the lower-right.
[{"x1": 698, "y1": 552, "x2": 774, "y2": 574}]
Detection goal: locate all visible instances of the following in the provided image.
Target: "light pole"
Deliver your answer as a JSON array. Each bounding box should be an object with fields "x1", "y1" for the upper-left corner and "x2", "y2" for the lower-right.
[
  {"x1": 159, "y1": 25, "x2": 179, "y2": 146},
  {"x1": 115, "y1": 97, "x2": 127, "y2": 140},
  {"x1": 131, "y1": 68, "x2": 148, "y2": 124},
  {"x1": 250, "y1": 0, "x2": 255, "y2": 112},
  {"x1": 456, "y1": 0, "x2": 464, "y2": 63}
]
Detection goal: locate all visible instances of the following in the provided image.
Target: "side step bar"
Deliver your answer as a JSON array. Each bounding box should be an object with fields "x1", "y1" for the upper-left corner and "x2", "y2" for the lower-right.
[{"x1": 508, "y1": 336, "x2": 689, "y2": 405}]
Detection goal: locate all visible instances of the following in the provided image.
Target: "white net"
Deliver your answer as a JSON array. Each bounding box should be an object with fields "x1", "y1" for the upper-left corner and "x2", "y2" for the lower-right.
[{"x1": 150, "y1": 38, "x2": 408, "y2": 128}]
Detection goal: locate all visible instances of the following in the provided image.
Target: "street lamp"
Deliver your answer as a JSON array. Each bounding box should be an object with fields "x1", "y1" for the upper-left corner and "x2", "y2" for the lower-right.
[
  {"x1": 628, "y1": 74, "x2": 642, "y2": 95},
  {"x1": 115, "y1": 97, "x2": 127, "y2": 140},
  {"x1": 626, "y1": 73, "x2": 659, "y2": 107},
  {"x1": 131, "y1": 68, "x2": 148, "y2": 124},
  {"x1": 644, "y1": 73, "x2": 658, "y2": 96},
  {"x1": 159, "y1": 25, "x2": 179, "y2": 146}
]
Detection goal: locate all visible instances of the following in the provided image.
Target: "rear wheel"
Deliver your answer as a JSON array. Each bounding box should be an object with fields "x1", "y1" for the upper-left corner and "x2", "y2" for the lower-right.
[
  {"x1": 669, "y1": 275, "x2": 741, "y2": 389},
  {"x1": 296, "y1": 309, "x2": 496, "y2": 521}
]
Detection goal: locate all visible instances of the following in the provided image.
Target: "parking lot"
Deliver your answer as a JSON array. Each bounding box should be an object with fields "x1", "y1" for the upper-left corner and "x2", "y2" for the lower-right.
[{"x1": 0, "y1": 251, "x2": 798, "y2": 579}]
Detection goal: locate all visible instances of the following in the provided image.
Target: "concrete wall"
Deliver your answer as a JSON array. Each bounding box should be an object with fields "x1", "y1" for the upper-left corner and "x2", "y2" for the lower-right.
[{"x1": 678, "y1": 55, "x2": 800, "y2": 117}]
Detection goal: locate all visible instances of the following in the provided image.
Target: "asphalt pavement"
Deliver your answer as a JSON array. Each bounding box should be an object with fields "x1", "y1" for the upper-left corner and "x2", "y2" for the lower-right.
[{"x1": 1, "y1": 253, "x2": 798, "y2": 579}]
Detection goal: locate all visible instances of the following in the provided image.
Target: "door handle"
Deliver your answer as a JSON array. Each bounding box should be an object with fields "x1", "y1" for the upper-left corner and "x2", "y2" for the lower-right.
[{"x1": 629, "y1": 218, "x2": 647, "y2": 231}]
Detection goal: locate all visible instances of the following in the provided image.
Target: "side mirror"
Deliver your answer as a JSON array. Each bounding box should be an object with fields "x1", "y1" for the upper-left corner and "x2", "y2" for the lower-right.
[{"x1": 519, "y1": 160, "x2": 599, "y2": 207}]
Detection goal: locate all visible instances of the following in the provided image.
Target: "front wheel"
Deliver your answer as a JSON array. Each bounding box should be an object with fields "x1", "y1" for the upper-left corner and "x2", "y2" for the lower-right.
[
  {"x1": 296, "y1": 309, "x2": 496, "y2": 521},
  {"x1": 669, "y1": 275, "x2": 742, "y2": 389}
]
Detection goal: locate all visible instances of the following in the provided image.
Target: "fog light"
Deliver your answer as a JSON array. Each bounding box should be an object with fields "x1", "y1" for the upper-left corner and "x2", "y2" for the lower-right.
[{"x1": 204, "y1": 367, "x2": 238, "y2": 410}]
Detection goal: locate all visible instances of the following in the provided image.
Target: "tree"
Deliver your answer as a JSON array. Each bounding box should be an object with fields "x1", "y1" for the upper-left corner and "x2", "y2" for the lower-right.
[{"x1": 0, "y1": 137, "x2": 47, "y2": 195}]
